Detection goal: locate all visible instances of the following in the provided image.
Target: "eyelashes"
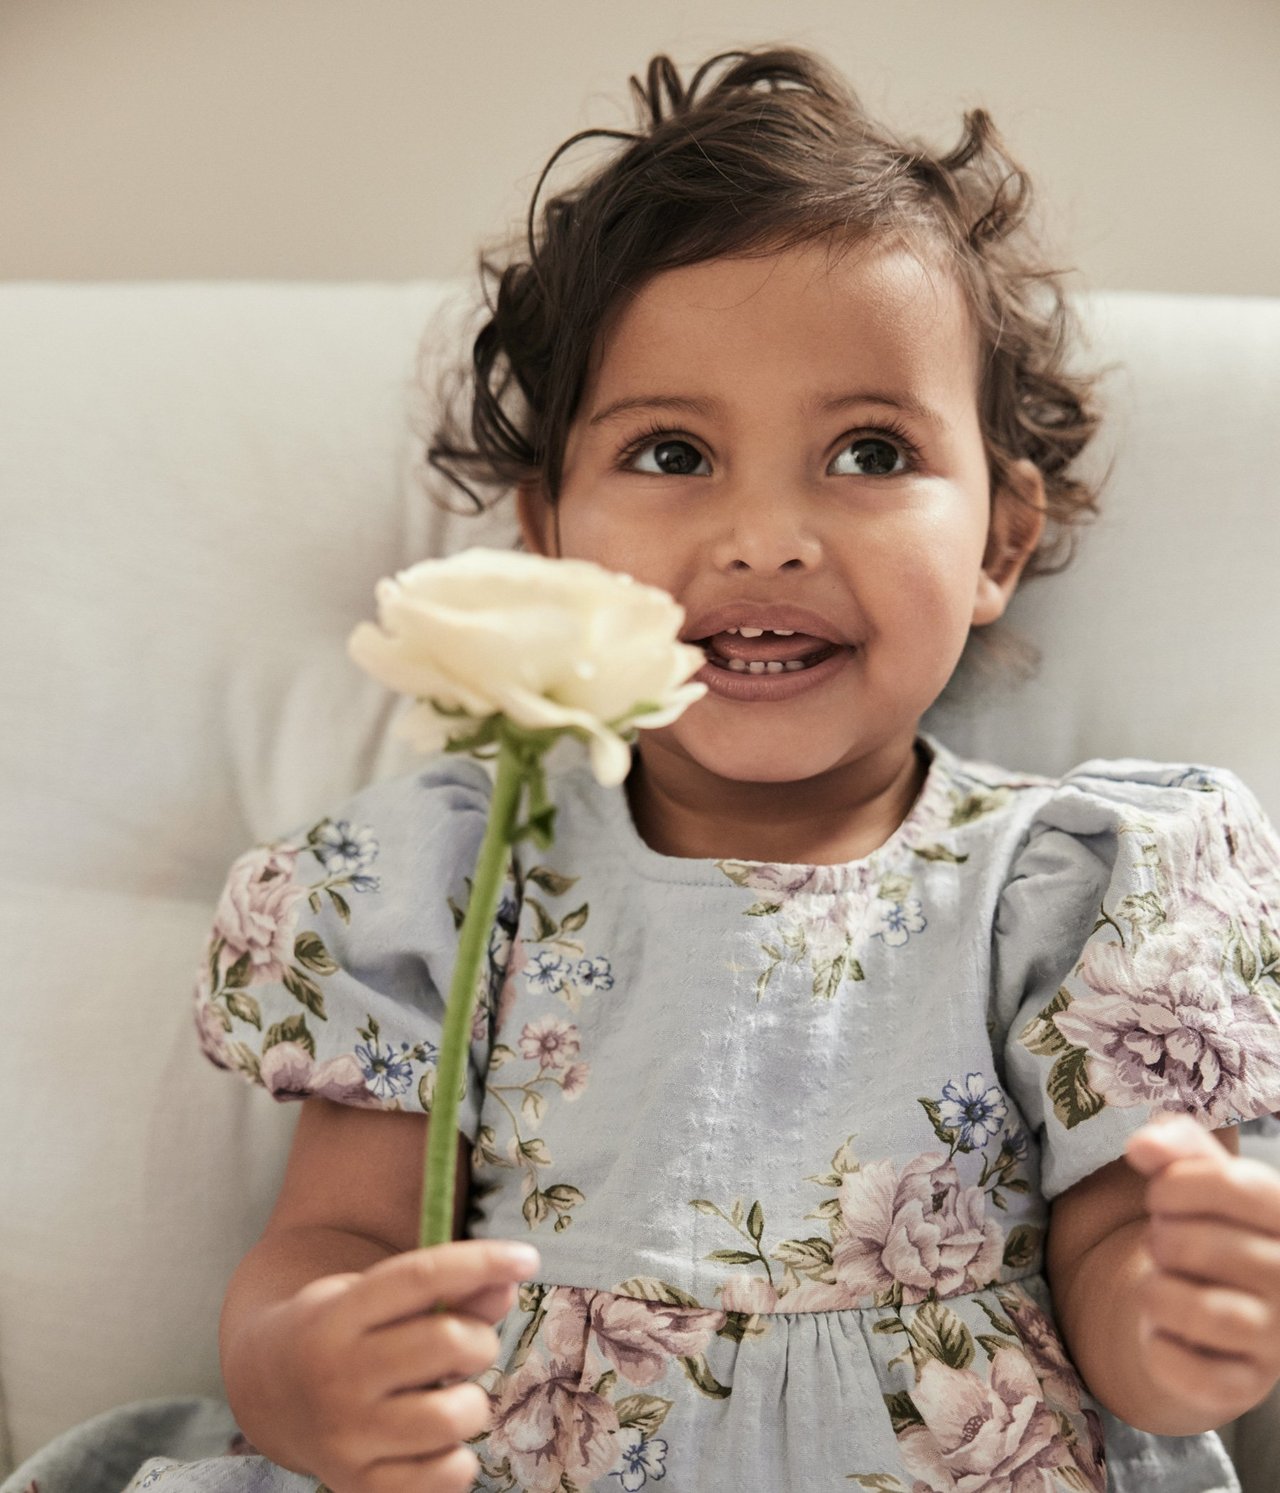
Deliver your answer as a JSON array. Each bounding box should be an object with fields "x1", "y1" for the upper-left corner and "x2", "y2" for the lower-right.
[
  {"x1": 612, "y1": 417, "x2": 924, "y2": 475},
  {"x1": 613, "y1": 420, "x2": 704, "y2": 474}
]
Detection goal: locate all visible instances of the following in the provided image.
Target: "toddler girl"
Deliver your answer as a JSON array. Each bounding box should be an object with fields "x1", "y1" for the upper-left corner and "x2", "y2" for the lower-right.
[{"x1": 15, "y1": 44, "x2": 1280, "y2": 1493}]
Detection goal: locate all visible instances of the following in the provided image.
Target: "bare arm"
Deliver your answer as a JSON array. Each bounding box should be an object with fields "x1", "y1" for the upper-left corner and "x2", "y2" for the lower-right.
[
  {"x1": 219, "y1": 1099, "x2": 538, "y2": 1491},
  {"x1": 1048, "y1": 1122, "x2": 1261, "y2": 1435},
  {"x1": 220, "y1": 1098, "x2": 470, "y2": 1329}
]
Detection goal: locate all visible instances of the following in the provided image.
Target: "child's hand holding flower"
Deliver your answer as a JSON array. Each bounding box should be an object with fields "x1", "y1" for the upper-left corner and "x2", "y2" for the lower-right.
[
  {"x1": 1126, "y1": 1114, "x2": 1280, "y2": 1422},
  {"x1": 348, "y1": 549, "x2": 706, "y2": 1247}
]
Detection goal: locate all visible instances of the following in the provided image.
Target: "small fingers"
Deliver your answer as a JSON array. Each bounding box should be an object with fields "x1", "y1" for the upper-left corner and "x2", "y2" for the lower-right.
[
  {"x1": 1140, "y1": 1268, "x2": 1276, "y2": 1362},
  {"x1": 1141, "y1": 1325, "x2": 1274, "y2": 1421},
  {"x1": 324, "y1": 1382, "x2": 490, "y2": 1488},
  {"x1": 447, "y1": 1279, "x2": 524, "y2": 1326},
  {"x1": 372, "y1": 1380, "x2": 493, "y2": 1457},
  {"x1": 1148, "y1": 1215, "x2": 1280, "y2": 1299},
  {"x1": 344, "y1": 1240, "x2": 540, "y2": 1334},
  {"x1": 363, "y1": 1311, "x2": 502, "y2": 1395},
  {"x1": 1145, "y1": 1155, "x2": 1280, "y2": 1234},
  {"x1": 1126, "y1": 1114, "x2": 1224, "y2": 1176},
  {"x1": 363, "y1": 1443, "x2": 481, "y2": 1493}
]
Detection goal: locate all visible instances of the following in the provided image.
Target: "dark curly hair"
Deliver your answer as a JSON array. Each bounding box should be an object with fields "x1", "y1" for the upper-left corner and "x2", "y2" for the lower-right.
[{"x1": 428, "y1": 46, "x2": 1102, "y2": 576}]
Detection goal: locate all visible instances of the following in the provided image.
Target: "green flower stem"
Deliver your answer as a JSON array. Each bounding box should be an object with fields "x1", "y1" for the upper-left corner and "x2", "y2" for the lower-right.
[{"x1": 420, "y1": 735, "x2": 526, "y2": 1248}]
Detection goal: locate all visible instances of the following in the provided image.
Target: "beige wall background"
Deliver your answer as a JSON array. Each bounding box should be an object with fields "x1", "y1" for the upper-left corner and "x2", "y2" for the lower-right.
[{"x1": 1, "y1": 0, "x2": 1277, "y2": 295}]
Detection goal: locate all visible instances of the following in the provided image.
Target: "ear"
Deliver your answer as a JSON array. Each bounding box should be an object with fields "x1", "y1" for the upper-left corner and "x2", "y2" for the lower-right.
[
  {"x1": 972, "y1": 459, "x2": 1046, "y2": 627},
  {"x1": 516, "y1": 480, "x2": 559, "y2": 557}
]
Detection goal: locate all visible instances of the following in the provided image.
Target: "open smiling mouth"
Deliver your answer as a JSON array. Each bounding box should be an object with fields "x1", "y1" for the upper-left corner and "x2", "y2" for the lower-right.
[{"x1": 696, "y1": 626, "x2": 842, "y2": 674}]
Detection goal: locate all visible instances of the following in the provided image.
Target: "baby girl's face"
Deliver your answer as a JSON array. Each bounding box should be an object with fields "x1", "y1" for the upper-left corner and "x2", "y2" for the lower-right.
[{"x1": 520, "y1": 239, "x2": 1034, "y2": 789}]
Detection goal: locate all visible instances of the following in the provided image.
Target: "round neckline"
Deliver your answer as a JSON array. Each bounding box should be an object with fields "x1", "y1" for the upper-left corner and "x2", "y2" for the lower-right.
[{"x1": 579, "y1": 733, "x2": 959, "y2": 891}]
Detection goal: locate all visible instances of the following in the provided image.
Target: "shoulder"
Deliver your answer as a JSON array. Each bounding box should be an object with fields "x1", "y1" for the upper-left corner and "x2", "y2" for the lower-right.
[
  {"x1": 278, "y1": 754, "x2": 495, "y2": 874},
  {"x1": 214, "y1": 754, "x2": 497, "y2": 956},
  {"x1": 1018, "y1": 757, "x2": 1269, "y2": 838},
  {"x1": 991, "y1": 754, "x2": 1280, "y2": 1023},
  {"x1": 993, "y1": 759, "x2": 1280, "y2": 1178},
  {"x1": 339, "y1": 752, "x2": 495, "y2": 825},
  {"x1": 1000, "y1": 757, "x2": 1279, "y2": 905}
]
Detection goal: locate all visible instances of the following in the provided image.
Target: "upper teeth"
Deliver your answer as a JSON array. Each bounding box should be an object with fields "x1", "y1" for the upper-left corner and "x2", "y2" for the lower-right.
[{"x1": 726, "y1": 626, "x2": 795, "y2": 637}]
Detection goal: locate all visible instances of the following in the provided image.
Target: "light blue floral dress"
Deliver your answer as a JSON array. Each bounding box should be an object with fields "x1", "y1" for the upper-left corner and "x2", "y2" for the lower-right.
[{"x1": 11, "y1": 736, "x2": 1280, "y2": 1493}]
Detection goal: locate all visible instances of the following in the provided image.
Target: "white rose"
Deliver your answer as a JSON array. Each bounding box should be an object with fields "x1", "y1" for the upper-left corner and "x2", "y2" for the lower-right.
[{"x1": 347, "y1": 549, "x2": 707, "y2": 785}]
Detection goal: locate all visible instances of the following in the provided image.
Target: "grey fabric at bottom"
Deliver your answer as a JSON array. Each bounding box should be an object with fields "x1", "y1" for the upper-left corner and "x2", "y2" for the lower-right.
[{"x1": 0, "y1": 1398, "x2": 264, "y2": 1493}]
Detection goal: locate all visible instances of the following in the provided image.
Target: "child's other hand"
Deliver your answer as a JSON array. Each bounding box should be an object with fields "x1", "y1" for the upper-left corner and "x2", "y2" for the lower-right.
[
  {"x1": 262, "y1": 1239, "x2": 538, "y2": 1493},
  {"x1": 1126, "y1": 1113, "x2": 1280, "y2": 1422}
]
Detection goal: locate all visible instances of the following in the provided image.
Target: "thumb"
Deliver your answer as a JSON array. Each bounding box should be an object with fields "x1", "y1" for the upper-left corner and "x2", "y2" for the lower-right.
[{"x1": 1125, "y1": 1111, "x2": 1221, "y2": 1177}]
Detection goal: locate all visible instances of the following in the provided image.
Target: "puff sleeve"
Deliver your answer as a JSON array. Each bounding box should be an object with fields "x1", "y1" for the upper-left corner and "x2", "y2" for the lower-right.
[
  {"x1": 993, "y1": 761, "x2": 1280, "y2": 1200},
  {"x1": 193, "y1": 756, "x2": 510, "y2": 1141}
]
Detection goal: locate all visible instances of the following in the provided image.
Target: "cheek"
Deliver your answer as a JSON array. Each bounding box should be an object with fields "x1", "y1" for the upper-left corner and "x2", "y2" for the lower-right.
[
  {"x1": 861, "y1": 513, "x2": 988, "y2": 631},
  {"x1": 553, "y1": 499, "x2": 671, "y2": 583}
]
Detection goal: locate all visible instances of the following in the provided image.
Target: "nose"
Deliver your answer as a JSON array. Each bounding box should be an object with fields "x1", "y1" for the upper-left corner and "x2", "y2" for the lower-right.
[{"x1": 708, "y1": 484, "x2": 823, "y2": 574}]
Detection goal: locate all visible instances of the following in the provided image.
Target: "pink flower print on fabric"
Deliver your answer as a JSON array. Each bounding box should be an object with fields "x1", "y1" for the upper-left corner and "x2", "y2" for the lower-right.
[
  {"x1": 1165, "y1": 779, "x2": 1280, "y2": 937},
  {"x1": 561, "y1": 1061, "x2": 590, "y2": 1099},
  {"x1": 486, "y1": 928, "x2": 525, "y2": 1040},
  {"x1": 718, "y1": 1273, "x2": 850, "y2": 1314},
  {"x1": 519, "y1": 1016, "x2": 582, "y2": 1071},
  {"x1": 257, "y1": 1042, "x2": 375, "y2": 1106},
  {"x1": 801, "y1": 887, "x2": 876, "y2": 961},
  {"x1": 1056, "y1": 915, "x2": 1280, "y2": 1125},
  {"x1": 835, "y1": 1154, "x2": 1003, "y2": 1304},
  {"x1": 487, "y1": 1354, "x2": 620, "y2": 1493},
  {"x1": 897, "y1": 1349, "x2": 1079, "y2": 1492},
  {"x1": 999, "y1": 1287, "x2": 1087, "y2": 1414},
  {"x1": 543, "y1": 1287, "x2": 725, "y2": 1386},
  {"x1": 721, "y1": 861, "x2": 874, "y2": 958},
  {"x1": 193, "y1": 964, "x2": 231, "y2": 1068},
  {"x1": 212, "y1": 846, "x2": 307, "y2": 985}
]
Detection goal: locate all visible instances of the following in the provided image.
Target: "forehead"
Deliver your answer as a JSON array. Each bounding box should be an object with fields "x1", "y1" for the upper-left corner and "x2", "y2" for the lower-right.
[{"x1": 585, "y1": 240, "x2": 980, "y2": 413}]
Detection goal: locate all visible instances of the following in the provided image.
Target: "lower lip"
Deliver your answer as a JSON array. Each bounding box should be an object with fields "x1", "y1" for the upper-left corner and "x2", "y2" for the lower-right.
[{"x1": 694, "y1": 647, "x2": 853, "y2": 702}]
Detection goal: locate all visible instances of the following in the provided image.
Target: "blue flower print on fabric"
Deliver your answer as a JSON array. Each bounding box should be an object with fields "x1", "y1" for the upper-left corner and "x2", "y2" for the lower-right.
[
  {"x1": 870, "y1": 897, "x2": 927, "y2": 946},
  {"x1": 356, "y1": 1037, "x2": 432, "y2": 1101},
  {"x1": 575, "y1": 955, "x2": 615, "y2": 994},
  {"x1": 311, "y1": 818, "x2": 381, "y2": 887},
  {"x1": 612, "y1": 1428, "x2": 669, "y2": 1488},
  {"x1": 937, "y1": 1072, "x2": 1009, "y2": 1150},
  {"x1": 526, "y1": 949, "x2": 570, "y2": 995}
]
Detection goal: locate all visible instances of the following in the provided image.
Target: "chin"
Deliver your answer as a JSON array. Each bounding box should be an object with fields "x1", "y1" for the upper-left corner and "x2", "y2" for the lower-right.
[{"x1": 663, "y1": 722, "x2": 860, "y2": 786}]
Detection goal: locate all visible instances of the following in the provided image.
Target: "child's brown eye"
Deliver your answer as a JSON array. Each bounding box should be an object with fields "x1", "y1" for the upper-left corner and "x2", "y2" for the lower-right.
[
  {"x1": 630, "y1": 439, "x2": 708, "y2": 476},
  {"x1": 829, "y1": 437, "x2": 906, "y2": 477}
]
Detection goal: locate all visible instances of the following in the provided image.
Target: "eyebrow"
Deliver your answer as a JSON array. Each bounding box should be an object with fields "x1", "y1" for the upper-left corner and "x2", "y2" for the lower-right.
[
  {"x1": 588, "y1": 394, "x2": 719, "y2": 426},
  {"x1": 814, "y1": 390, "x2": 948, "y2": 429},
  {"x1": 588, "y1": 390, "x2": 948, "y2": 429}
]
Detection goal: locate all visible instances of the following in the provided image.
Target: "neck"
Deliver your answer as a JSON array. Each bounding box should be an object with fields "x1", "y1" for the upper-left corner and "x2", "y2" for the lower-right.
[{"x1": 625, "y1": 734, "x2": 929, "y2": 865}]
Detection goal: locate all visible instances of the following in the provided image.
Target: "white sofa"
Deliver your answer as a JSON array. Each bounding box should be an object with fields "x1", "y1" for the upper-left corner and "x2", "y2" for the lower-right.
[{"x1": 1, "y1": 281, "x2": 1278, "y2": 1490}]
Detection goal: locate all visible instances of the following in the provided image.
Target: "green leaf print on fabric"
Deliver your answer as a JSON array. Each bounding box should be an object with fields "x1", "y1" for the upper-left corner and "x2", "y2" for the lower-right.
[
  {"x1": 948, "y1": 785, "x2": 1011, "y2": 827},
  {"x1": 912, "y1": 842, "x2": 968, "y2": 864},
  {"x1": 264, "y1": 1011, "x2": 315, "y2": 1057},
  {"x1": 848, "y1": 1474, "x2": 910, "y2": 1491},
  {"x1": 906, "y1": 1299, "x2": 975, "y2": 1371}
]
